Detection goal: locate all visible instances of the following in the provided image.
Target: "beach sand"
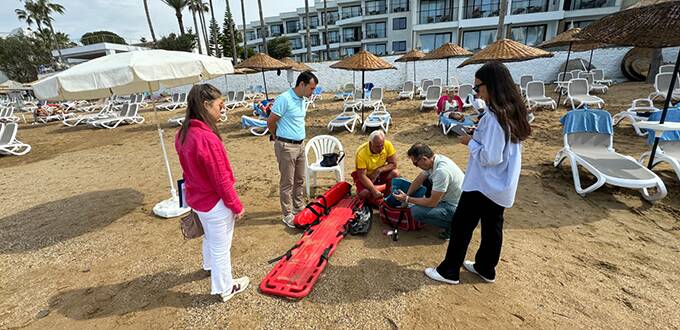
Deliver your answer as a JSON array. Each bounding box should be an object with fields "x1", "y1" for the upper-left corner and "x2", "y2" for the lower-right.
[{"x1": 0, "y1": 82, "x2": 678, "y2": 329}]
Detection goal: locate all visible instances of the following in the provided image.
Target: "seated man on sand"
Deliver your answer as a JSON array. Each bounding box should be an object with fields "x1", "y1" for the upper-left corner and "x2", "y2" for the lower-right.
[
  {"x1": 393, "y1": 143, "x2": 464, "y2": 240},
  {"x1": 352, "y1": 130, "x2": 399, "y2": 205}
]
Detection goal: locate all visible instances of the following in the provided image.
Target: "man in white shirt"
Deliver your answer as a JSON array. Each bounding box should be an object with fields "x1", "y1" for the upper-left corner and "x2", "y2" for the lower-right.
[{"x1": 393, "y1": 143, "x2": 465, "y2": 239}]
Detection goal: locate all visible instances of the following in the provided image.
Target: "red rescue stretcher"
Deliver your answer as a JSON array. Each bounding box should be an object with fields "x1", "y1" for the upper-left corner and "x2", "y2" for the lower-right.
[
  {"x1": 260, "y1": 196, "x2": 363, "y2": 299},
  {"x1": 293, "y1": 181, "x2": 351, "y2": 228}
]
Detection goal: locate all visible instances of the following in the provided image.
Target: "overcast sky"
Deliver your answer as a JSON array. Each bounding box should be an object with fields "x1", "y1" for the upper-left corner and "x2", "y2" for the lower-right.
[{"x1": 1, "y1": 0, "x2": 305, "y2": 44}]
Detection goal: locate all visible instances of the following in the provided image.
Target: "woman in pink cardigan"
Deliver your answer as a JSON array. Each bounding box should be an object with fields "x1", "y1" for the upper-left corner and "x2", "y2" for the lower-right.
[{"x1": 175, "y1": 84, "x2": 248, "y2": 302}]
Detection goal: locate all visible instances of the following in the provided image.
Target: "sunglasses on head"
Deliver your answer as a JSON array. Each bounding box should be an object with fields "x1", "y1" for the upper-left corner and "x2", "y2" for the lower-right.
[{"x1": 473, "y1": 83, "x2": 485, "y2": 93}]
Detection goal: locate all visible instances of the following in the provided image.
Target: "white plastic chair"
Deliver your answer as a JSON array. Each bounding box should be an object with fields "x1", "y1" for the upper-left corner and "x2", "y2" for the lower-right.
[
  {"x1": 525, "y1": 81, "x2": 556, "y2": 110},
  {"x1": 304, "y1": 135, "x2": 345, "y2": 196}
]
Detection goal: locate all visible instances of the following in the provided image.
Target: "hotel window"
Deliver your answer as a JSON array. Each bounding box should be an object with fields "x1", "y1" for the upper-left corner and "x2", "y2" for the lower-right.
[
  {"x1": 308, "y1": 33, "x2": 320, "y2": 47},
  {"x1": 565, "y1": 0, "x2": 616, "y2": 10},
  {"x1": 245, "y1": 31, "x2": 256, "y2": 41},
  {"x1": 510, "y1": 25, "x2": 546, "y2": 46},
  {"x1": 286, "y1": 20, "x2": 300, "y2": 33},
  {"x1": 463, "y1": 0, "x2": 500, "y2": 19},
  {"x1": 330, "y1": 50, "x2": 340, "y2": 60},
  {"x1": 419, "y1": 32, "x2": 452, "y2": 52},
  {"x1": 291, "y1": 37, "x2": 303, "y2": 50},
  {"x1": 321, "y1": 11, "x2": 339, "y2": 25},
  {"x1": 343, "y1": 47, "x2": 360, "y2": 56},
  {"x1": 392, "y1": 40, "x2": 407, "y2": 52},
  {"x1": 342, "y1": 27, "x2": 362, "y2": 42},
  {"x1": 303, "y1": 16, "x2": 320, "y2": 29},
  {"x1": 391, "y1": 0, "x2": 409, "y2": 12},
  {"x1": 341, "y1": 5, "x2": 362, "y2": 19},
  {"x1": 393, "y1": 17, "x2": 407, "y2": 30},
  {"x1": 325, "y1": 30, "x2": 340, "y2": 43},
  {"x1": 562, "y1": 20, "x2": 594, "y2": 31},
  {"x1": 419, "y1": 0, "x2": 455, "y2": 24},
  {"x1": 270, "y1": 24, "x2": 283, "y2": 37},
  {"x1": 510, "y1": 0, "x2": 549, "y2": 14},
  {"x1": 365, "y1": 43, "x2": 387, "y2": 55},
  {"x1": 365, "y1": 22, "x2": 387, "y2": 39},
  {"x1": 462, "y1": 29, "x2": 497, "y2": 50},
  {"x1": 366, "y1": 0, "x2": 387, "y2": 15}
]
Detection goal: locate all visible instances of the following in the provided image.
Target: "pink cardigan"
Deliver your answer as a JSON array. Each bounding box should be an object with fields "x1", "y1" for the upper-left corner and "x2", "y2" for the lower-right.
[
  {"x1": 175, "y1": 119, "x2": 244, "y2": 214},
  {"x1": 436, "y1": 95, "x2": 464, "y2": 114}
]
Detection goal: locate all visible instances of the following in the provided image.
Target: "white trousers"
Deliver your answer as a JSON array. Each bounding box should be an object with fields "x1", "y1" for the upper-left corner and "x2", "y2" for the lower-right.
[{"x1": 194, "y1": 200, "x2": 234, "y2": 295}]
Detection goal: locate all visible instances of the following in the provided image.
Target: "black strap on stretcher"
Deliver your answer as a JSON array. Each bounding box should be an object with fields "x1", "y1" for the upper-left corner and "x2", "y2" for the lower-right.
[{"x1": 268, "y1": 243, "x2": 302, "y2": 264}]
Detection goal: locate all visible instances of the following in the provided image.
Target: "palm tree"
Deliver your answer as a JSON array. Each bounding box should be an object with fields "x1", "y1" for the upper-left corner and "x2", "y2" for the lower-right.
[
  {"x1": 188, "y1": 0, "x2": 210, "y2": 54},
  {"x1": 496, "y1": 0, "x2": 508, "y2": 40},
  {"x1": 188, "y1": 1, "x2": 203, "y2": 54},
  {"x1": 226, "y1": 0, "x2": 238, "y2": 63},
  {"x1": 16, "y1": 0, "x2": 66, "y2": 64},
  {"x1": 304, "y1": 0, "x2": 311, "y2": 62},
  {"x1": 161, "y1": 0, "x2": 188, "y2": 35},
  {"x1": 240, "y1": 0, "x2": 247, "y2": 59},
  {"x1": 143, "y1": 0, "x2": 157, "y2": 43},
  {"x1": 256, "y1": 0, "x2": 267, "y2": 54}
]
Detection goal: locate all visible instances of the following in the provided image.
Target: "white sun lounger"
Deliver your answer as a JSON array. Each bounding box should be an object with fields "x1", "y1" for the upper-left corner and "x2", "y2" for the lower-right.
[
  {"x1": 578, "y1": 72, "x2": 608, "y2": 94},
  {"x1": 89, "y1": 103, "x2": 145, "y2": 129},
  {"x1": 525, "y1": 81, "x2": 556, "y2": 110},
  {"x1": 612, "y1": 98, "x2": 660, "y2": 136},
  {"x1": 565, "y1": 78, "x2": 605, "y2": 109},
  {"x1": 0, "y1": 123, "x2": 31, "y2": 156},
  {"x1": 334, "y1": 83, "x2": 355, "y2": 101},
  {"x1": 0, "y1": 107, "x2": 21, "y2": 123},
  {"x1": 328, "y1": 108, "x2": 360, "y2": 133},
  {"x1": 156, "y1": 93, "x2": 187, "y2": 111},
  {"x1": 554, "y1": 109, "x2": 666, "y2": 201},
  {"x1": 240, "y1": 115, "x2": 269, "y2": 136},
  {"x1": 63, "y1": 101, "x2": 116, "y2": 127},
  {"x1": 398, "y1": 81, "x2": 415, "y2": 100},
  {"x1": 418, "y1": 80, "x2": 433, "y2": 99},
  {"x1": 225, "y1": 91, "x2": 247, "y2": 111},
  {"x1": 518, "y1": 74, "x2": 533, "y2": 95},
  {"x1": 649, "y1": 72, "x2": 680, "y2": 102},
  {"x1": 591, "y1": 69, "x2": 613, "y2": 86},
  {"x1": 554, "y1": 72, "x2": 573, "y2": 94},
  {"x1": 638, "y1": 109, "x2": 680, "y2": 181},
  {"x1": 363, "y1": 87, "x2": 385, "y2": 111},
  {"x1": 362, "y1": 109, "x2": 392, "y2": 133},
  {"x1": 458, "y1": 84, "x2": 475, "y2": 109},
  {"x1": 420, "y1": 85, "x2": 441, "y2": 111}
]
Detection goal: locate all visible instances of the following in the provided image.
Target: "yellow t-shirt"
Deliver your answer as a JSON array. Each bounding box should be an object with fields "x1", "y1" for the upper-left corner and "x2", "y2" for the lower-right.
[{"x1": 355, "y1": 140, "x2": 396, "y2": 176}]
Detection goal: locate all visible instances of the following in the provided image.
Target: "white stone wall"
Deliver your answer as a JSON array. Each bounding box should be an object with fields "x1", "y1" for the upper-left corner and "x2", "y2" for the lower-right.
[{"x1": 169, "y1": 46, "x2": 679, "y2": 95}]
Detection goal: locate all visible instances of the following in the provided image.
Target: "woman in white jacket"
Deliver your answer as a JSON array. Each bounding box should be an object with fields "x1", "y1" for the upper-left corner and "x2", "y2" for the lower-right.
[{"x1": 425, "y1": 61, "x2": 532, "y2": 284}]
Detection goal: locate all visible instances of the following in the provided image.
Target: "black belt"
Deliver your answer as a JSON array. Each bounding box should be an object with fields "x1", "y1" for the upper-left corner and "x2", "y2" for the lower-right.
[{"x1": 276, "y1": 136, "x2": 303, "y2": 144}]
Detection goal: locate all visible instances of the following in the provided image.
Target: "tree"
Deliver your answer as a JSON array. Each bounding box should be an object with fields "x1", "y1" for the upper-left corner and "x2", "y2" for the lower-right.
[
  {"x1": 35, "y1": 28, "x2": 75, "y2": 48},
  {"x1": 143, "y1": 0, "x2": 157, "y2": 43},
  {"x1": 80, "y1": 31, "x2": 127, "y2": 45},
  {"x1": 220, "y1": 1, "x2": 238, "y2": 62},
  {"x1": 15, "y1": 0, "x2": 66, "y2": 64},
  {"x1": 304, "y1": 0, "x2": 311, "y2": 62},
  {"x1": 267, "y1": 37, "x2": 292, "y2": 59},
  {"x1": 155, "y1": 31, "x2": 197, "y2": 52},
  {"x1": 160, "y1": 0, "x2": 189, "y2": 35},
  {"x1": 188, "y1": 1, "x2": 203, "y2": 54},
  {"x1": 256, "y1": 0, "x2": 267, "y2": 54},
  {"x1": 208, "y1": 18, "x2": 222, "y2": 57},
  {"x1": 0, "y1": 35, "x2": 52, "y2": 82},
  {"x1": 240, "y1": 0, "x2": 247, "y2": 60},
  {"x1": 496, "y1": 0, "x2": 508, "y2": 41}
]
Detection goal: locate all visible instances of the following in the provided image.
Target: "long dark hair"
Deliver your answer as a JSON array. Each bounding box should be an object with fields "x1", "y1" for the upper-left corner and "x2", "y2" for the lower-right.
[
  {"x1": 475, "y1": 62, "x2": 531, "y2": 143},
  {"x1": 179, "y1": 84, "x2": 222, "y2": 143}
]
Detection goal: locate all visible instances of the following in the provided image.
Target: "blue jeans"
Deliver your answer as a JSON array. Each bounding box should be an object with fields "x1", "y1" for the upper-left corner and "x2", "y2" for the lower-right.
[{"x1": 411, "y1": 201, "x2": 456, "y2": 230}]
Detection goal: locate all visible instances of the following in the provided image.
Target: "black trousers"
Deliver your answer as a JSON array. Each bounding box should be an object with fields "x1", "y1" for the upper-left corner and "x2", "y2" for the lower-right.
[{"x1": 436, "y1": 191, "x2": 505, "y2": 281}]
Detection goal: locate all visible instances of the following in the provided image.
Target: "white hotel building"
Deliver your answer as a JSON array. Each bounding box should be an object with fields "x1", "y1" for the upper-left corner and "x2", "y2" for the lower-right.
[{"x1": 241, "y1": 0, "x2": 634, "y2": 62}]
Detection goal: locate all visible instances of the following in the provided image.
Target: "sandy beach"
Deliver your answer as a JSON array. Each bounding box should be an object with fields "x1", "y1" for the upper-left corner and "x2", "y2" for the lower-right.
[{"x1": 1, "y1": 82, "x2": 679, "y2": 329}]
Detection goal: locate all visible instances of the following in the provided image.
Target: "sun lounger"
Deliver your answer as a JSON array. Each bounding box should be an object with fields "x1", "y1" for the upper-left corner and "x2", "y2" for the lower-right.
[
  {"x1": 240, "y1": 115, "x2": 269, "y2": 136},
  {"x1": 578, "y1": 72, "x2": 608, "y2": 94},
  {"x1": 525, "y1": 81, "x2": 556, "y2": 110},
  {"x1": 398, "y1": 81, "x2": 415, "y2": 100},
  {"x1": 328, "y1": 108, "x2": 360, "y2": 133},
  {"x1": 554, "y1": 109, "x2": 666, "y2": 201},
  {"x1": 0, "y1": 123, "x2": 31, "y2": 156},
  {"x1": 0, "y1": 107, "x2": 21, "y2": 123},
  {"x1": 612, "y1": 98, "x2": 660, "y2": 136},
  {"x1": 334, "y1": 83, "x2": 355, "y2": 101},
  {"x1": 458, "y1": 84, "x2": 475, "y2": 109},
  {"x1": 309, "y1": 86, "x2": 323, "y2": 108},
  {"x1": 63, "y1": 101, "x2": 116, "y2": 127},
  {"x1": 554, "y1": 72, "x2": 573, "y2": 94},
  {"x1": 363, "y1": 87, "x2": 384, "y2": 111},
  {"x1": 649, "y1": 72, "x2": 680, "y2": 102},
  {"x1": 519, "y1": 75, "x2": 533, "y2": 95},
  {"x1": 420, "y1": 85, "x2": 442, "y2": 111},
  {"x1": 156, "y1": 93, "x2": 187, "y2": 111},
  {"x1": 439, "y1": 113, "x2": 476, "y2": 135},
  {"x1": 362, "y1": 109, "x2": 391, "y2": 133},
  {"x1": 89, "y1": 103, "x2": 145, "y2": 129},
  {"x1": 418, "y1": 80, "x2": 433, "y2": 99},
  {"x1": 659, "y1": 64, "x2": 675, "y2": 73},
  {"x1": 565, "y1": 78, "x2": 605, "y2": 109},
  {"x1": 638, "y1": 108, "x2": 680, "y2": 181},
  {"x1": 591, "y1": 69, "x2": 613, "y2": 86},
  {"x1": 225, "y1": 91, "x2": 247, "y2": 111}
]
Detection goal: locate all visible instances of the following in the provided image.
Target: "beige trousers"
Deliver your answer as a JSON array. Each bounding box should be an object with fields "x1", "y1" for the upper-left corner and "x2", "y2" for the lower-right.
[{"x1": 274, "y1": 140, "x2": 306, "y2": 216}]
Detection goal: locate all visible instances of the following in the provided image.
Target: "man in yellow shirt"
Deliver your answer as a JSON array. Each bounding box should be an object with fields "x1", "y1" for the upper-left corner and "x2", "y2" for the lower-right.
[{"x1": 352, "y1": 130, "x2": 399, "y2": 205}]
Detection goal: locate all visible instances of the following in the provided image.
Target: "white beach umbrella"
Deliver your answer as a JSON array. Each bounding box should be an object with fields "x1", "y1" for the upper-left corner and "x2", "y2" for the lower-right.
[{"x1": 33, "y1": 50, "x2": 234, "y2": 218}]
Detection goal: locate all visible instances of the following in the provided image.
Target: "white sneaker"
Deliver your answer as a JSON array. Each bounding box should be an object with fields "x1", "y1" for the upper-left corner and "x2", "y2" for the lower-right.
[
  {"x1": 221, "y1": 277, "x2": 250, "y2": 302},
  {"x1": 463, "y1": 260, "x2": 495, "y2": 283},
  {"x1": 424, "y1": 267, "x2": 459, "y2": 285},
  {"x1": 282, "y1": 214, "x2": 296, "y2": 228}
]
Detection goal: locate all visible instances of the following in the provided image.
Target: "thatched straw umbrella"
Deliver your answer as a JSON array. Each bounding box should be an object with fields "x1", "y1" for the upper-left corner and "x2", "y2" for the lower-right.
[
  {"x1": 458, "y1": 39, "x2": 553, "y2": 68},
  {"x1": 577, "y1": 0, "x2": 680, "y2": 169},
  {"x1": 330, "y1": 50, "x2": 396, "y2": 122},
  {"x1": 422, "y1": 43, "x2": 472, "y2": 84},
  {"x1": 224, "y1": 67, "x2": 257, "y2": 91},
  {"x1": 395, "y1": 49, "x2": 425, "y2": 82},
  {"x1": 539, "y1": 28, "x2": 606, "y2": 105},
  {"x1": 235, "y1": 53, "x2": 291, "y2": 99},
  {"x1": 280, "y1": 57, "x2": 315, "y2": 72}
]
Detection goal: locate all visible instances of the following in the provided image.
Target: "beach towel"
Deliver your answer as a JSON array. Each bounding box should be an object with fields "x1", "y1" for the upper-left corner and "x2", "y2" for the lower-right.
[
  {"x1": 560, "y1": 108, "x2": 613, "y2": 135},
  {"x1": 645, "y1": 108, "x2": 680, "y2": 145}
]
